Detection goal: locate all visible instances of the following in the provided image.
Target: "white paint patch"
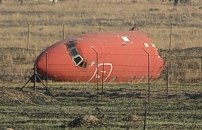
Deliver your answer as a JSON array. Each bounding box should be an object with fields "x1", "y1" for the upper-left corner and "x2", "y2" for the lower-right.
[
  {"x1": 151, "y1": 43, "x2": 156, "y2": 48},
  {"x1": 144, "y1": 43, "x2": 149, "y2": 47},
  {"x1": 96, "y1": 75, "x2": 100, "y2": 78},
  {"x1": 121, "y1": 36, "x2": 130, "y2": 42},
  {"x1": 90, "y1": 61, "x2": 95, "y2": 67},
  {"x1": 101, "y1": 70, "x2": 106, "y2": 73}
]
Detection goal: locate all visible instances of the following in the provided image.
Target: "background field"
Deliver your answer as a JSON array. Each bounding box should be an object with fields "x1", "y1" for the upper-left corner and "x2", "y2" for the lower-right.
[{"x1": 1, "y1": 0, "x2": 202, "y2": 129}]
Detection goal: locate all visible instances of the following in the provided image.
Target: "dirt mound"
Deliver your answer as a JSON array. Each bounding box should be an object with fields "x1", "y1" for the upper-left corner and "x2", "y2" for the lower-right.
[
  {"x1": 68, "y1": 115, "x2": 102, "y2": 127},
  {"x1": 0, "y1": 87, "x2": 59, "y2": 105}
]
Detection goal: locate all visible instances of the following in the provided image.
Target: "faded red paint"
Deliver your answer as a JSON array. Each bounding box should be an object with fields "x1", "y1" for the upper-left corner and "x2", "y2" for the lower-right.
[{"x1": 35, "y1": 30, "x2": 165, "y2": 83}]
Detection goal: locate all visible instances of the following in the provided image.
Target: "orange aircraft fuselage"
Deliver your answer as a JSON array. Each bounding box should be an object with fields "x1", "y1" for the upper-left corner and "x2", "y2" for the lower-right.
[{"x1": 35, "y1": 31, "x2": 165, "y2": 83}]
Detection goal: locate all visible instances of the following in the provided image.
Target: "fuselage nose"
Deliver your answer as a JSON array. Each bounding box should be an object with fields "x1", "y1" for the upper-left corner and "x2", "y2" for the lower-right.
[
  {"x1": 35, "y1": 50, "x2": 48, "y2": 77},
  {"x1": 35, "y1": 40, "x2": 70, "y2": 79}
]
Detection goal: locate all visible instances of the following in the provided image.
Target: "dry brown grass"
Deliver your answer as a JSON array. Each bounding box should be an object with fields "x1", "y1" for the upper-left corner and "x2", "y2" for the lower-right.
[{"x1": 0, "y1": 0, "x2": 202, "y2": 49}]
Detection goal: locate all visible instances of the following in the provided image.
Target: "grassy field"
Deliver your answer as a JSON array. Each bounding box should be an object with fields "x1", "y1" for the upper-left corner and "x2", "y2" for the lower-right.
[
  {"x1": 1, "y1": 83, "x2": 202, "y2": 129},
  {"x1": 1, "y1": 0, "x2": 202, "y2": 129}
]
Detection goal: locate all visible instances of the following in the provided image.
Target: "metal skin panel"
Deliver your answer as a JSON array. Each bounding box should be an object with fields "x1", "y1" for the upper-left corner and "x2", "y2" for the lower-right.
[{"x1": 35, "y1": 31, "x2": 165, "y2": 83}]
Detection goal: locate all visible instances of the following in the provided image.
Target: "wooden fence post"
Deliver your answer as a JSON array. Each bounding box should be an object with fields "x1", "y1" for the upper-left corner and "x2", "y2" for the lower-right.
[
  {"x1": 99, "y1": 23, "x2": 102, "y2": 31},
  {"x1": 166, "y1": 23, "x2": 172, "y2": 103},
  {"x1": 27, "y1": 22, "x2": 30, "y2": 50},
  {"x1": 63, "y1": 23, "x2": 65, "y2": 40}
]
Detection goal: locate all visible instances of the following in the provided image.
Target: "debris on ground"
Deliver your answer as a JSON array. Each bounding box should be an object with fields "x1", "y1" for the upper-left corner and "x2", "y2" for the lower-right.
[
  {"x1": 123, "y1": 114, "x2": 140, "y2": 122},
  {"x1": 68, "y1": 115, "x2": 102, "y2": 127}
]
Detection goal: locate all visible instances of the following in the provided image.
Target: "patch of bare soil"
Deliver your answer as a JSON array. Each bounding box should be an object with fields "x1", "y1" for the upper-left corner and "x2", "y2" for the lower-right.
[
  {"x1": 122, "y1": 114, "x2": 141, "y2": 122},
  {"x1": 0, "y1": 87, "x2": 59, "y2": 105},
  {"x1": 68, "y1": 115, "x2": 102, "y2": 128}
]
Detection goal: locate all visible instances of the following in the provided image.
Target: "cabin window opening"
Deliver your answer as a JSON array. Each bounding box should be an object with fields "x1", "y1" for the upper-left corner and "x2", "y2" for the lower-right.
[
  {"x1": 68, "y1": 39, "x2": 76, "y2": 44},
  {"x1": 66, "y1": 39, "x2": 76, "y2": 49},
  {"x1": 69, "y1": 48, "x2": 79, "y2": 56},
  {"x1": 72, "y1": 55, "x2": 84, "y2": 66},
  {"x1": 77, "y1": 61, "x2": 87, "y2": 68},
  {"x1": 66, "y1": 40, "x2": 87, "y2": 68},
  {"x1": 82, "y1": 62, "x2": 87, "y2": 68},
  {"x1": 67, "y1": 43, "x2": 75, "y2": 49},
  {"x1": 78, "y1": 61, "x2": 84, "y2": 67}
]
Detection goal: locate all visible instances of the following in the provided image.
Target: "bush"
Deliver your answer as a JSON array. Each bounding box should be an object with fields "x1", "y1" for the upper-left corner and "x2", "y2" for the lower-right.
[{"x1": 180, "y1": 0, "x2": 190, "y2": 4}]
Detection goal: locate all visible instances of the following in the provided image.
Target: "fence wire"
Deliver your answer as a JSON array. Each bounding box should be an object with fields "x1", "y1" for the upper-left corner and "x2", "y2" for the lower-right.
[{"x1": 1, "y1": 24, "x2": 202, "y2": 129}]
